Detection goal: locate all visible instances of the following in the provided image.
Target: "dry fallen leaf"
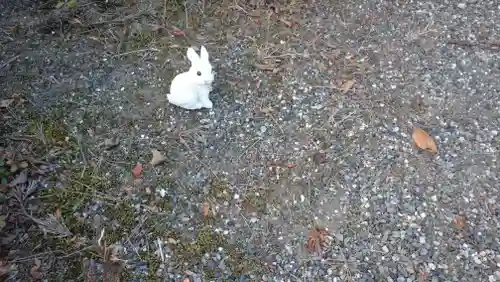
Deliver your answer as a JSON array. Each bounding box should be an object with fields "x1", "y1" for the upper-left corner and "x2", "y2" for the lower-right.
[
  {"x1": 132, "y1": 164, "x2": 143, "y2": 179},
  {"x1": 340, "y1": 79, "x2": 355, "y2": 94},
  {"x1": 0, "y1": 184, "x2": 8, "y2": 193},
  {"x1": 412, "y1": 127, "x2": 437, "y2": 153},
  {"x1": 150, "y1": 149, "x2": 166, "y2": 166},
  {"x1": 0, "y1": 99, "x2": 14, "y2": 108},
  {"x1": 54, "y1": 207, "x2": 62, "y2": 219},
  {"x1": 453, "y1": 215, "x2": 467, "y2": 229},
  {"x1": 307, "y1": 227, "x2": 330, "y2": 254},
  {"x1": 183, "y1": 278, "x2": 190, "y2": 282},
  {"x1": 18, "y1": 161, "x2": 29, "y2": 169},
  {"x1": 30, "y1": 259, "x2": 43, "y2": 279},
  {"x1": 0, "y1": 261, "x2": 9, "y2": 276},
  {"x1": 8, "y1": 169, "x2": 27, "y2": 187},
  {"x1": 202, "y1": 202, "x2": 210, "y2": 217}
]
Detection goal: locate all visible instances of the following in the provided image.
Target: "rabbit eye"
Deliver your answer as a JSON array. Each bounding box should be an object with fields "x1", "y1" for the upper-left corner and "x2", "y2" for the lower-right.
[{"x1": 196, "y1": 71, "x2": 201, "y2": 76}]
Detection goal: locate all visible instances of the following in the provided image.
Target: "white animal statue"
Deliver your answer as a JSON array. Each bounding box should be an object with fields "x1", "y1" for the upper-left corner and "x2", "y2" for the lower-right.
[{"x1": 167, "y1": 46, "x2": 215, "y2": 110}]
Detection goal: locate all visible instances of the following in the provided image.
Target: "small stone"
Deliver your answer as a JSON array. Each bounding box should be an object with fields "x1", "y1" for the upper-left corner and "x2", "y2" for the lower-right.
[
  {"x1": 495, "y1": 271, "x2": 500, "y2": 279},
  {"x1": 473, "y1": 256, "x2": 482, "y2": 264},
  {"x1": 457, "y1": 3, "x2": 466, "y2": 8},
  {"x1": 382, "y1": 245, "x2": 390, "y2": 253},
  {"x1": 104, "y1": 137, "x2": 120, "y2": 149}
]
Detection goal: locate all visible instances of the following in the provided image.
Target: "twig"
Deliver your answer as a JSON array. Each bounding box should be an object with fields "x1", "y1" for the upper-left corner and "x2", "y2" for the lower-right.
[
  {"x1": 184, "y1": 0, "x2": 189, "y2": 28},
  {"x1": 86, "y1": 12, "x2": 150, "y2": 27},
  {"x1": 0, "y1": 55, "x2": 19, "y2": 70},
  {"x1": 157, "y1": 237, "x2": 165, "y2": 262},
  {"x1": 447, "y1": 39, "x2": 500, "y2": 51},
  {"x1": 112, "y1": 48, "x2": 160, "y2": 58}
]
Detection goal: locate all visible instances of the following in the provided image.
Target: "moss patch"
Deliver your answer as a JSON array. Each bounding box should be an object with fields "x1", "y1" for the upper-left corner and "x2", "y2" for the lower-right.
[
  {"x1": 209, "y1": 177, "x2": 231, "y2": 202},
  {"x1": 173, "y1": 228, "x2": 227, "y2": 269}
]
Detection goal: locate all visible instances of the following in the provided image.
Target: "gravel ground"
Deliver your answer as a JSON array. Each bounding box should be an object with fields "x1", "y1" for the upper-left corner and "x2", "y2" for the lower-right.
[{"x1": 1, "y1": 0, "x2": 500, "y2": 281}]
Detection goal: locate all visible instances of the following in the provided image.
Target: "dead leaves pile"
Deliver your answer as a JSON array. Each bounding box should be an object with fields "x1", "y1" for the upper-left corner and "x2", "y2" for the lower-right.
[
  {"x1": 412, "y1": 127, "x2": 437, "y2": 153},
  {"x1": 307, "y1": 227, "x2": 330, "y2": 254}
]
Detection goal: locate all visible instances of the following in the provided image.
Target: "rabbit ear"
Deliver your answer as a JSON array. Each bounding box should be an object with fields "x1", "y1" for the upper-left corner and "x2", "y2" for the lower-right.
[
  {"x1": 199, "y1": 46, "x2": 209, "y2": 62},
  {"x1": 186, "y1": 47, "x2": 200, "y2": 64}
]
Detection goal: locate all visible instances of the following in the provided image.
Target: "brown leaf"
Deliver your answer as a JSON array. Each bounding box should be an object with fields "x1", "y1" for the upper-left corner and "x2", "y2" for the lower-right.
[
  {"x1": 54, "y1": 207, "x2": 62, "y2": 219},
  {"x1": 0, "y1": 261, "x2": 10, "y2": 276},
  {"x1": 9, "y1": 169, "x2": 27, "y2": 187},
  {"x1": 306, "y1": 227, "x2": 330, "y2": 254},
  {"x1": 0, "y1": 99, "x2": 14, "y2": 108},
  {"x1": 132, "y1": 164, "x2": 143, "y2": 179},
  {"x1": 284, "y1": 164, "x2": 297, "y2": 168},
  {"x1": 340, "y1": 79, "x2": 355, "y2": 94},
  {"x1": 69, "y1": 18, "x2": 82, "y2": 24},
  {"x1": 150, "y1": 149, "x2": 166, "y2": 166},
  {"x1": 202, "y1": 202, "x2": 210, "y2": 217},
  {"x1": 412, "y1": 127, "x2": 437, "y2": 153},
  {"x1": 0, "y1": 184, "x2": 8, "y2": 193},
  {"x1": 453, "y1": 215, "x2": 467, "y2": 229},
  {"x1": 18, "y1": 161, "x2": 29, "y2": 169},
  {"x1": 183, "y1": 278, "x2": 190, "y2": 282},
  {"x1": 30, "y1": 259, "x2": 43, "y2": 279},
  {"x1": 279, "y1": 18, "x2": 293, "y2": 28}
]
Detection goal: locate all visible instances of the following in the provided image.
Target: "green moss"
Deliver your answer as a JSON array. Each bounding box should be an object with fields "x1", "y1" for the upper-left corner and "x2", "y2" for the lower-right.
[
  {"x1": 226, "y1": 246, "x2": 264, "y2": 277},
  {"x1": 104, "y1": 200, "x2": 137, "y2": 243},
  {"x1": 209, "y1": 177, "x2": 231, "y2": 202},
  {"x1": 174, "y1": 228, "x2": 227, "y2": 268},
  {"x1": 129, "y1": 32, "x2": 155, "y2": 49},
  {"x1": 242, "y1": 191, "x2": 268, "y2": 214},
  {"x1": 27, "y1": 118, "x2": 69, "y2": 145},
  {"x1": 204, "y1": 268, "x2": 217, "y2": 280}
]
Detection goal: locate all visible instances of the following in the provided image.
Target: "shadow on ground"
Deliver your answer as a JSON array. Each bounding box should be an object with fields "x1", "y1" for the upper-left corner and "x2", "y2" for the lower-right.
[{"x1": 1, "y1": 0, "x2": 500, "y2": 281}]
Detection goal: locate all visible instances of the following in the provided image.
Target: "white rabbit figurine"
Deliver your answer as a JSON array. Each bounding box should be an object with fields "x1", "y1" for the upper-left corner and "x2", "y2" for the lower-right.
[{"x1": 167, "y1": 46, "x2": 215, "y2": 110}]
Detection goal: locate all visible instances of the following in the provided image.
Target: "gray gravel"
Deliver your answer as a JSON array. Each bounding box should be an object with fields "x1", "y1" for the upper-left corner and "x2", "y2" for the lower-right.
[{"x1": 1, "y1": 0, "x2": 500, "y2": 281}]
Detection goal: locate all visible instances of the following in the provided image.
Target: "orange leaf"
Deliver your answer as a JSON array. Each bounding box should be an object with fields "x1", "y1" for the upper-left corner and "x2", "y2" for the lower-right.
[
  {"x1": 412, "y1": 127, "x2": 437, "y2": 153},
  {"x1": 132, "y1": 164, "x2": 143, "y2": 179},
  {"x1": 55, "y1": 207, "x2": 61, "y2": 219},
  {"x1": 453, "y1": 215, "x2": 466, "y2": 229},
  {"x1": 202, "y1": 202, "x2": 210, "y2": 217}
]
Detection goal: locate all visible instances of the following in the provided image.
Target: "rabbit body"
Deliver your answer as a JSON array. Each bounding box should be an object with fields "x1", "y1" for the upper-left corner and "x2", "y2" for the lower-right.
[{"x1": 167, "y1": 46, "x2": 215, "y2": 110}]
